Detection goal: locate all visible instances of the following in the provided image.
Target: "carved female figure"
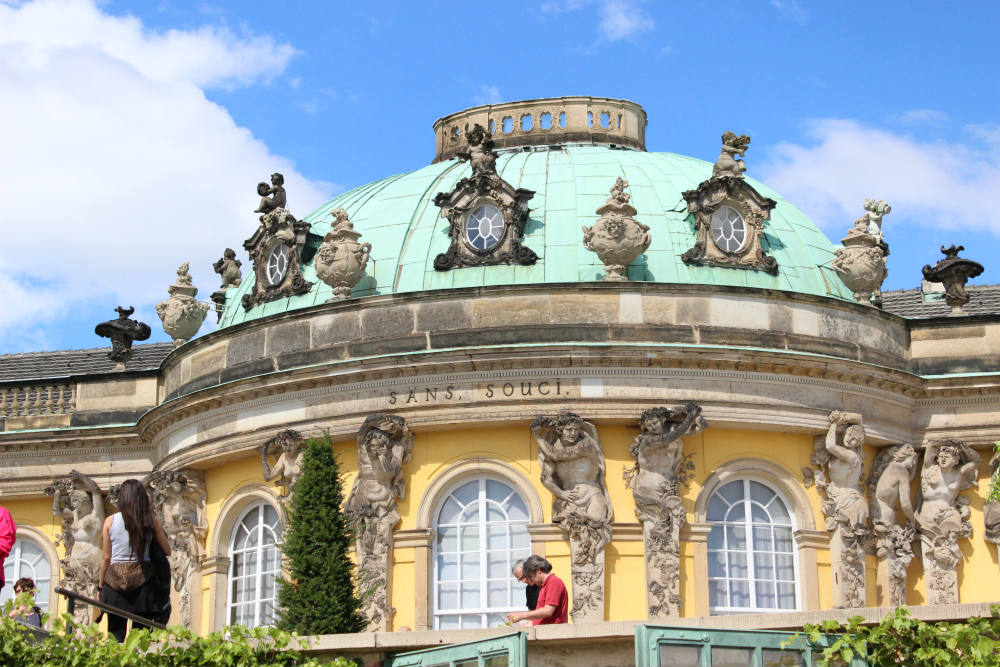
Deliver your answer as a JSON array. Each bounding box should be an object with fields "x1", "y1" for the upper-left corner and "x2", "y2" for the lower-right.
[
  {"x1": 259, "y1": 429, "x2": 305, "y2": 498},
  {"x1": 868, "y1": 444, "x2": 918, "y2": 606},
  {"x1": 46, "y1": 471, "x2": 105, "y2": 621}
]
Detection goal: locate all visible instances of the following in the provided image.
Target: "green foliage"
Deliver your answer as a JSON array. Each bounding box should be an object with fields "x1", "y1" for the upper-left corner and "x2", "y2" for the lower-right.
[
  {"x1": 787, "y1": 606, "x2": 1000, "y2": 667},
  {"x1": 0, "y1": 612, "x2": 360, "y2": 667},
  {"x1": 988, "y1": 442, "x2": 1000, "y2": 503},
  {"x1": 277, "y1": 434, "x2": 365, "y2": 635}
]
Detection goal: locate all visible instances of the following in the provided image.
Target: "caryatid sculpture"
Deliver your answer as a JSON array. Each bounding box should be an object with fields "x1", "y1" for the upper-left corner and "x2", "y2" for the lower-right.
[
  {"x1": 806, "y1": 411, "x2": 869, "y2": 608},
  {"x1": 45, "y1": 471, "x2": 106, "y2": 624},
  {"x1": 867, "y1": 444, "x2": 918, "y2": 607},
  {"x1": 147, "y1": 470, "x2": 207, "y2": 629},
  {"x1": 345, "y1": 414, "x2": 414, "y2": 631},
  {"x1": 531, "y1": 412, "x2": 613, "y2": 623},
  {"x1": 259, "y1": 429, "x2": 306, "y2": 502},
  {"x1": 626, "y1": 403, "x2": 706, "y2": 619},
  {"x1": 984, "y1": 449, "x2": 1000, "y2": 548},
  {"x1": 915, "y1": 439, "x2": 980, "y2": 604}
]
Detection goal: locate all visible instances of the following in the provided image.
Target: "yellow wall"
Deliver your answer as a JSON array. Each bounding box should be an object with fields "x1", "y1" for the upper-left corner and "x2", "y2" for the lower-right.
[{"x1": 10, "y1": 426, "x2": 1000, "y2": 633}]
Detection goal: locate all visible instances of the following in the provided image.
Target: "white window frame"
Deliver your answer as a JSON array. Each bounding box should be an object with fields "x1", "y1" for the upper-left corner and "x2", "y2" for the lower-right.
[
  {"x1": 1, "y1": 537, "x2": 53, "y2": 611},
  {"x1": 432, "y1": 477, "x2": 531, "y2": 630},
  {"x1": 227, "y1": 502, "x2": 283, "y2": 628},
  {"x1": 707, "y1": 477, "x2": 801, "y2": 614}
]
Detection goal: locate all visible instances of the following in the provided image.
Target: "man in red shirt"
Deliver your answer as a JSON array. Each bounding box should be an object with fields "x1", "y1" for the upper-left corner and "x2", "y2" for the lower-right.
[
  {"x1": 0, "y1": 505, "x2": 16, "y2": 589},
  {"x1": 505, "y1": 555, "x2": 568, "y2": 625}
]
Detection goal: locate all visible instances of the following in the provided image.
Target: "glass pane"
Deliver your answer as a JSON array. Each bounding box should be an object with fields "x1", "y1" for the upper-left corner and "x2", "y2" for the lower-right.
[
  {"x1": 709, "y1": 579, "x2": 727, "y2": 608},
  {"x1": 438, "y1": 498, "x2": 462, "y2": 524},
  {"x1": 751, "y1": 503, "x2": 770, "y2": 523},
  {"x1": 461, "y1": 553, "x2": 480, "y2": 579},
  {"x1": 437, "y1": 527, "x2": 458, "y2": 552},
  {"x1": 486, "y1": 613, "x2": 508, "y2": 628},
  {"x1": 438, "y1": 614, "x2": 460, "y2": 629},
  {"x1": 754, "y1": 552, "x2": 774, "y2": 580},
  {"x1": 707, "y1": 494, "x2": 728, "y2": 521},
  {"x1": 438, "y1": 553, "x2": 458, "y2": 580},
  {"x1": 768, "y1": 497, "x2": 791, "y2": 524},
  {"x1": 488, "y1": 553, "x2": 508, "y2": 579},
  {"x1": 708, "y1": 550, "x2": 726, "y2": 577},
  {"x1": 460, "y1": 526, "x2": 480, "y2": 551},
  {"x1": 763, "y1": 649, "x2": 803, "y2": 666},
  {"x1": 777, "y1": 582, "x2": 797, "y2": 609},
  {"x1": 507, "y1": 495, "x2": 528, "y2": 522},
  {"x1": 727, "y1": 551, "x2": 747, "y2": 578},
  {"x1": 263, "y1": 504, "x2": 278, "y2": 529},
  {"x1": 729, "y1": 580, "x2": 750, "y2": 607},
  {"x1": 460, "y1": 613, "x2": 482, "y2": 628},
  {"x1": 756, "y1": 580, "x2": 776, "y2": 608},
  {"x1": 262, "y1": 545, "x2": 280, "y2": 572},
  {"x1": 775, "y1": 554, "x2": 795, "y2": 580},
  {"x1": 753, "y1": 525, "x2": 773, "y2": 551},
  {"x1": 511, "y1": 528, "x2": 530, "y2": 550},
  {"x1": 659, "y1": 644, "x2": 701, "y2": 666},
  {"x1": 455, "y1": 659, "x2": 479, "y2": 667},
  {"x1": 460, "y1": 504, "x2": 480, "y2": 523},
  {"x1": 488, "y1": 524, "x2": 508, "y2": 550},
  {"x1": 438, "y1": 582, "x2": 459, "y2": 610},
  {"x1": 453, "y1": 481, "x2": 478, "y2": 506},
  {"x1": 712, "y1": 647, "x2": 753, "y2": 666},
  {"x1": 487, "y1": 503, "x2": 506, "y2": 522},
  {"x1": 488, "y1": 580, "x2": 508, "y2": 607},
  {"x1": 233, "y1": 525, "x2": 250, "y2": 550},
  {"x1": 726, "y1": 502, "x2": 745, "y2": 522},
  {"x1": 718, "y1": 481, "x2": 743, "y2": 504},
  {"x1": 726, "y1": 526, "x2": 746, "y2": 550},
  {"x1": 708, "y1": 525, "x2": 724, "y2": 550},
  {"x1": 486, "y1": 479, "x2": 512, "y2": 502},
  {"x1": 750, "y1": 481, "x2": 775, "y2": 504},
  {"x1": 484, "y1": 653, "x2": 510, "y2": 667},
  {"x1": 774, "y1": 527, "x2": 794, "y2": 552},
  {"x1": 461, "y1": 582, "x2": 480, "y2": 608}
]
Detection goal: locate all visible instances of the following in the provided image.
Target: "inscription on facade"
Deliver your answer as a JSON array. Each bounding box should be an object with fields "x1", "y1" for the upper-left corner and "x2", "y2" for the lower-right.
[{"x1": 388, "y1": 379, "x2": 565, "y2": 404}]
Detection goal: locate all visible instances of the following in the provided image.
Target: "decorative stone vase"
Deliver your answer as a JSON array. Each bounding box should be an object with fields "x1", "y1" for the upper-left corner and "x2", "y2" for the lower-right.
[
  {"x1": 155, "y1": 262, "x2": 209, "y2": 346},
  {"x1": 832, "y1": 234, "x2": 887, "y2": 306},
  {"x1": 314, "y1": 208, "x2": 372, "y2": 301},
  {"x1": 922, "y1": 245, "x2": 984, "y2": 315},
  {"x1": 582, "y1": 178, "x2": 651, "y2": 281}
]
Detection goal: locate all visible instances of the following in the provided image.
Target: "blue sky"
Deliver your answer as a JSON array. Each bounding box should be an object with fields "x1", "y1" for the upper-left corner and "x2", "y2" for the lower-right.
[{"x1": 1, "y1": 0, "x2": 998, "y2": 353}]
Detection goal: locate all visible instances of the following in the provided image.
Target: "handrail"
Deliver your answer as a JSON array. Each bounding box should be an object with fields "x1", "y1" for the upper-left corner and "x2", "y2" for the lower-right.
[{"x1": 55, "y1": 586, "x2": 168, "y2": 630}]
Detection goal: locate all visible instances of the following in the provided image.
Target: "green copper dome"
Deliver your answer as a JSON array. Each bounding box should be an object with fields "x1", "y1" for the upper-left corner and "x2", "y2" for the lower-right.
[{"x1": 219, "y1": 145, "x2": 851, "y2": 328}]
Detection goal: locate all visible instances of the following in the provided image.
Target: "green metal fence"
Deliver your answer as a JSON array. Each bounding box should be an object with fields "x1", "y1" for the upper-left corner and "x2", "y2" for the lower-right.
[{"x1": 385, "y1": 631, "x2": 528, "y2": 667}]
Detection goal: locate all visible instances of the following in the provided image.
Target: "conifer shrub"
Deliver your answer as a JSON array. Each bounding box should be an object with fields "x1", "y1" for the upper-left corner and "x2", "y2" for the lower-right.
[{"x1": 277, "y1": 434, "x2": 365, "y2": 635}]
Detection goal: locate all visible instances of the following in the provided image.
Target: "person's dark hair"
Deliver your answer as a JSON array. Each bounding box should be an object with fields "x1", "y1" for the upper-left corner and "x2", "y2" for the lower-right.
[
  {"x1": 13, "y1": 577, "x2": 35, "y2": 593},
  {"x1": 118, "y1": 479, "x2": 154, "y2": 559},
  {"x1": 521, "y1": 555, "x2": 552, "y2": 577}
]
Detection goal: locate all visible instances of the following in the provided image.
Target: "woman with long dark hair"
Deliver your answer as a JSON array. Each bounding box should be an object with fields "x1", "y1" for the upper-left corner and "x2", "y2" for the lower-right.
[{"x1": 98, "y1": 479, "x2": 171, "y2": 642}]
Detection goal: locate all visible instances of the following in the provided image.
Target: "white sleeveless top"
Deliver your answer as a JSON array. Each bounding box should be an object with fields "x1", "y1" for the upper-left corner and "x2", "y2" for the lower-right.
[{"x1": 109, "y1": 512, "x2": 151, "y2": 563}]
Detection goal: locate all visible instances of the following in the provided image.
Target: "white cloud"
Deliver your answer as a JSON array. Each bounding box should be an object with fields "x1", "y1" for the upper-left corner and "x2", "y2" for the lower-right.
[
  {"x1": 0, "y1": 0, "x2": 333, "y2": 349},
  {"x1": 770, "y1": 0, "x2": 808, "y2": 24},
  {"x1": 893, "y1": 108, "x2": 950, "y2": 126},
  {"x1": 757, "y1": 119, "x2": 1000, "y2": 236},
  {"x1": 474, "y1": 84, "x2": 503, "y2": 106},
  {"x1": 598, "y1": 0, "x2": 653, "y2": 41}
]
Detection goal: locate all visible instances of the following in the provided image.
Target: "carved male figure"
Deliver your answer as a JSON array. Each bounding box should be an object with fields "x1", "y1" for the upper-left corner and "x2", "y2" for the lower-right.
[
  {"x1": 871, "y1": 444, "x2": 917, "y2": 529},
  {"x1": 259, "y1": 429, "x2": 305, "y2": 497},
  {"x1": 868, "y1": 444, "x2": 918, "y2": 606},
  {"x1": 255, "y1": 172, "x2": 287, "y2": 214},
  {"x1": 822, "y1": 411, "x2": 868, "y2": 529}
]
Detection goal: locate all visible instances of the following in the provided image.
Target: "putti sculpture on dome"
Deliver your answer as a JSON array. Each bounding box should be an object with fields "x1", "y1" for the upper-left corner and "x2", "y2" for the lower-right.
[
  {"x1": 242, "y1": 173, "x2": 313, "y2": 310},
  {"x1": 832, "y1": 199, "x2": 891, "y2": 307},
  {"x1": 867, "y1": 444, "x2": 918, "y2": 606},
  {"x1": 803, "y1": 411, "x2": 869, "y2": 608},
  {"x1": 922, "y1": 245, "x2": 984, "y2": 316},
  {"x1": 532, "y1": 411, "x2": 613, "y2": 623},
  {"x1": 210, "y1": 248, "x2": 243, "y2": 322},
  {"x1": 45, "y1": 471, "x2": 106, "y2": 624},
  {"x1": 147, "y1": 470, "x2": 207, "y2": 629},
  {"x1": 345, "y1": 414, "x2": 414, "y2": 631},
  {"x1": 155, "y1": 262, "x2": 209, "y2": 346},
  {"x1": 915, "y1": 439, "x2": 980, "y2": 604},
  {"x1": 681, "y1": 132, "x2": 778, "y2": 274},
  {"x1": 583, "y1": 178, "x2": 651, "y2": 281},
  {"x1": 95, "y1": 306, "x2": 152, "y2": 370},
  {"x1": 259, "y1": 429, "x2": 306, "y2": 502},
  {"x1": 625, "y1": 403, "x2": 705, "y2": 619},
  {"x1": 314, "y1": 207, "x2": 372, "y2": 301},
  {"x1": 433, "y1": 124, "x2": 538, "y2": 270}
]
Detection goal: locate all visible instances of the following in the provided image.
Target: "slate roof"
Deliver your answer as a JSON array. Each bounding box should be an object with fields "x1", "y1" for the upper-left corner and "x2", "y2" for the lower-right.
[
  {"x1": 881, "y1": 284, "x2": 1000, "y2": 319},
  {"x1": 0, "y1": 342, "x2": 174, "y2": 383}
]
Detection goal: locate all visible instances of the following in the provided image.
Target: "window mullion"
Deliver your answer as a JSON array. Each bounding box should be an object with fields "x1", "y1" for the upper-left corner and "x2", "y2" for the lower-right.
[
  {"x1": 743, "y1": 480, "x2": 758, "y2": 610},
  {"x1": 479, "y1": 478, "x2": 488, "y2": 623},
  {"x1": 255, "y1": 507, "x2": 264, "y2": 627}
]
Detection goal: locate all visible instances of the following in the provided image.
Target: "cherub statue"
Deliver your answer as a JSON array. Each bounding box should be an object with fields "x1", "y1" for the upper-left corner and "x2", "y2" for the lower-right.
[
  {"x1": 456, "y1": 124, "x2": 497, "y2": 176},
  {"x1": 258, "y1": 429, "x2": 305, "y2": 497},
  {"x1": 711, "y1": 131, "x2": 751, "y2": 179},
  {"x1": 45, "y1": 471, "x2": 105, "y2": 619},
  {"x1": 213, "y1": 248, "x2": 242, "y2": 289},
  {"x1": 607, "y1": 177, "x2": 630, "y2": 207},
  {"x1": 255, "y1": 172, "x2": 287, "y2": 215},
  {"x1": 848, "y1": 199, "x2": 892, "y2": 240}
]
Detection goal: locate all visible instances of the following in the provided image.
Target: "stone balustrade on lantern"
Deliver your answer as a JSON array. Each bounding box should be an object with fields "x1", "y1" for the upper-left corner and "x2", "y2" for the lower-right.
[
  {"x1": 0, "y1": 383, "x2": 75, "y2": 417},
  {"x1": 432, "y1": 96, "x2": 647, "y2": 162}
]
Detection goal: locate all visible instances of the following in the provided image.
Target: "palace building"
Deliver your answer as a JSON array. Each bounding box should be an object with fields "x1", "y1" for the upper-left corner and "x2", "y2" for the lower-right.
[{"x1": 1, "y1": 97, "x2": 999, "y2": 666}]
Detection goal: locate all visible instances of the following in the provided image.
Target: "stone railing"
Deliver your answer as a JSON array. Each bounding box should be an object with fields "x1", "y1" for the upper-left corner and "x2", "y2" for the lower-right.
[
  {"x1": 433, "y1": 96, "x2": 647, "y2": 162},
  {"x1": 0, "y1": 383, "x2": 75, "y2": 417}
]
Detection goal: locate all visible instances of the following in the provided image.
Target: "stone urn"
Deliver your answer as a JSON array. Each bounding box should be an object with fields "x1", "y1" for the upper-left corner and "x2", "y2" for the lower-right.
[
  {"x1": 832, "y1": 200, "x2": 891, "y2": 307},
  {"x1": 155, "y1": 262, "x2": 209, "y2": 346},
  {"x1": 582, "y1": 178, "x2": 651, "y2": 281},
  {"x1": 314, "y1": 208, "x2": 372, "y2": 301},
  {"x1": 922, "y1": 245, "x2": 984, "y2": 315}
]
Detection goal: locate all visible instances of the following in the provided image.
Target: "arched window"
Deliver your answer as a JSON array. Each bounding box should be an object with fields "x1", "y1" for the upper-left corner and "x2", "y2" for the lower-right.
[
  {"x1": 228, "y1": 503, "x2": 282, "y2": 627},
  {"x1": 707, "y1": 479, "x2": 799, "y2": 613},
  {"x1": 1, "y1": 538, "x2": 52, "y2": 611},
  {"x1": 433, "y1": 478, "x2": 531, "y2": 629}
]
